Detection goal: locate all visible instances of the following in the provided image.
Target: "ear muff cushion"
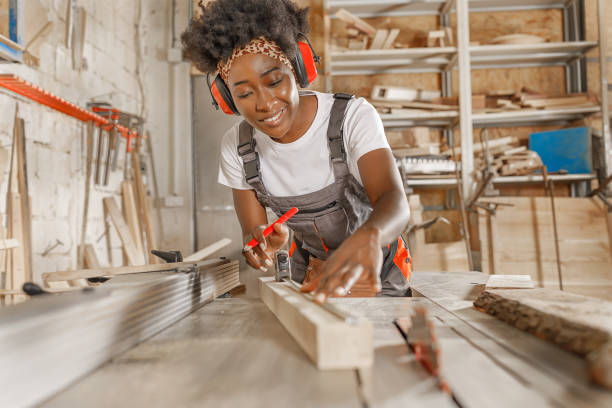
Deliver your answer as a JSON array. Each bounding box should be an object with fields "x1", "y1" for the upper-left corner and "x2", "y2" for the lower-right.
[
  {"x1": 211, "y1": 75, "x2": 239, "y2": 115},
  {"x1": 292, "y1": 41, "x2": 317, "y2": 88}
]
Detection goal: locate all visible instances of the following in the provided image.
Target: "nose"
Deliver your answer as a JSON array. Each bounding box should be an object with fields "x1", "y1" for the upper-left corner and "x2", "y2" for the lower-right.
[{"x1": 255, "y1": 86, "x2": 275, "y2": 112}]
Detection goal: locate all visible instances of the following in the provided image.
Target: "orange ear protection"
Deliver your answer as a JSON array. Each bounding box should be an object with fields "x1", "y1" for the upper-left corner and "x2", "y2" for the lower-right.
[{"x1": 207, "y1": 34, "x2": 320, "y2": 115}]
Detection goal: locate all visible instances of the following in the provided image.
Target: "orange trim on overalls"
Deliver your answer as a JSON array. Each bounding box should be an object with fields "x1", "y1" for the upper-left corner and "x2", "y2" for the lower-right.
[
  {"x1": 393, "y1": 237, "x2": 412, "y2": 280},
  {"x1": 289, "y1": 240, "x2": 297, "y2": 257}
]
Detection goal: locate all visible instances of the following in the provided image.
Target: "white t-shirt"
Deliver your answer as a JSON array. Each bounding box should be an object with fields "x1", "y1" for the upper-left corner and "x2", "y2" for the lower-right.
[{"x1": 217, "y1": 91, "x2": 389, "y2": 197}]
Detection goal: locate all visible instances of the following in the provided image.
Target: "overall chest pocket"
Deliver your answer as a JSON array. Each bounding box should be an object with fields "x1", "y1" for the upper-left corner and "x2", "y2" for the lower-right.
[{"x1": 313, "y1": 206, "x2": 350, "y2": 251}]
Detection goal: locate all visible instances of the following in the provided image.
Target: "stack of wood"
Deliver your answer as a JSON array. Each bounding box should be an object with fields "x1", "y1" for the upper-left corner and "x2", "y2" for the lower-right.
[
  {"x1": 386, "y1": 127, "x2": 441, "y2": 156},
  {"x1": 333, "y1": 9, "x2": 401, "y2": 51},
  {"x1": 370, "y1": 85, "x2": 449, "y2": 115},
  {"x1": 445, "y1": 136, "x2": 543, "y2": 177},
  {"x1": 476, "y1": 88, "x2": 599, "y2": 113}
]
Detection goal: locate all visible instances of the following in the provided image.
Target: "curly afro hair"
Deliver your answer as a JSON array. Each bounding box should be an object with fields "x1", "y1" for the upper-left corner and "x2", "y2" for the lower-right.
[{"x1": 182, "y1": 0, "x2": 310, "y2": 74}]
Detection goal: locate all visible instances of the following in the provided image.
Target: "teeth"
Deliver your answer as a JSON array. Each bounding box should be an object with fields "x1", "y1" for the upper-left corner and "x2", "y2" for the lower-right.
[{"x1": 263, "y1": 109, "x2": 284, "y2": 122}]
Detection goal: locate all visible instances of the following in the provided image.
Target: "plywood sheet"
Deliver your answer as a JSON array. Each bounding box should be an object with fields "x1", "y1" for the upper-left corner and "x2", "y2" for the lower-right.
[{"x1": 478, "y1": 197, "x2": 612, "y2": 288}]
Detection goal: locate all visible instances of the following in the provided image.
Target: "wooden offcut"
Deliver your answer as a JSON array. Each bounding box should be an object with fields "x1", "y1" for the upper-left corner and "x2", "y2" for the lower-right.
[
  {"x1": 121, "y1": 180, "x2": 144, "y2": 255},
  {"x1": 103, "y1": 197, "x2": 146, "y2": 266},
  {"x1": 183, "y1": 238, "x2": 232, "y2": 262},
  {"x1": 259, "y1": 277, "x2": 373, "y2": 369},
  {"x1": 474, "y1": 288, "x2": 612, "y2": 389},
  {"x1": 42, "y1": 258, "x2": 235, "y2": 283}
]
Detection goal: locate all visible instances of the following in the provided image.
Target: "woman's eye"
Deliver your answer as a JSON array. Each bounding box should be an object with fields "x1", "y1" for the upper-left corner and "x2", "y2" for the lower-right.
[
  {"x1": 269, "y1": 79, "x2": 282, "y2": 87},
  {"x1": 236, "y1": 92, "x2": 252, "y2": 99}
]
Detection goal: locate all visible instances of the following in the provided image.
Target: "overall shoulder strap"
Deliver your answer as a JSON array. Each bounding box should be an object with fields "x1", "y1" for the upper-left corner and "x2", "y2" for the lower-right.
[
  {"x1": 327, "y1": 93, "x2": 353, "y2": 179},
  {"x1": 237, "y1": 120, "x2": 269, "y2": 196}
]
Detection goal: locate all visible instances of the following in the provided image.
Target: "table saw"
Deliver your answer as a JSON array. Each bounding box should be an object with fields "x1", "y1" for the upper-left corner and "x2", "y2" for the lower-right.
[{"x1": 3, "y1": 271, "x2": 612, "y2": 407}]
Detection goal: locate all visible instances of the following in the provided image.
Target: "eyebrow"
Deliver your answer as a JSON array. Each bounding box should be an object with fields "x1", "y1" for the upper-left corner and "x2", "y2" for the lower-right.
[{"x1": 232, "y1": 67, "x2": 281, "y2": 87}]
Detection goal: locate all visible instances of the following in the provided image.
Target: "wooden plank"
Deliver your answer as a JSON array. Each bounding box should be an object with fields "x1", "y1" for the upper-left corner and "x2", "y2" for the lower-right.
[
  {"x1": 382, "y1": 28, "x2": 400, "y2": 49},
  {"x1": 369, "y1": 29, "x2": 388, "y2": 49},
  {"x1": 474, "y1": 289, "x2": 612, "y2": 389},
  {"x1": 14, "y1": 118, "x2": 32, "y2": 283},
  {"x1": 0, "y1": 264, "x2": 241, "y2": 408},
  {"x1": 0, "y1": 238, "x2": 19, "y2": 250},
  {"x1": 183, "y1": 238, "x2": 232, "y2": 262},
  {"x1": 486, "y1": 274, "x2": 535, "y2": 289},
  {"x1": 334, "y1": 8, "x2": 375, "y2": 36},
  {"x1": 259, "y1": 277, "x2": 373, "y2": 370},
  {"x1": 42, "y1": 258, "x2": 233, "y2": 283},
  {"x1": 412, "y1": 272, "x2": 612, "y2": 407},
  {"x1": 102, "y1": 197, "x2": 145, "y2": 266},
  {"x1": 41, "y1": 299, "x2": 364, "y2": 408},
  {"x1": 78, "y1": 121, "x2": 94, "y2": 269},
  {"x1": 131, "y1": 140, "x2": 158, "y2": 264},
  {"x1": 82, "y1": 244, "x2": 101, "y2": 269},
  {"x1": 70, "y1": 6, "x2": 85, "y2": 70},
  {"x1": 121, "y1": 181, "x2": 144, "y2": 255},
  {"x1": 478, "y1": 197, "x2": 612, "y2": 288}
]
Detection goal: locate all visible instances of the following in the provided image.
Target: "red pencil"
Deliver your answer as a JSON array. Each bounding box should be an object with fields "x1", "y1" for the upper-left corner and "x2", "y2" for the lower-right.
[{"x1": 243, "y1": 207, "x2": 299, "y2": 251}]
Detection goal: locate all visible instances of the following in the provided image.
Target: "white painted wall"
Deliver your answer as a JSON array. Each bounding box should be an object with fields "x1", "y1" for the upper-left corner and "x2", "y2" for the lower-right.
[{"x1": 0, "y1": 0, "x2": 193, "y2": 283}]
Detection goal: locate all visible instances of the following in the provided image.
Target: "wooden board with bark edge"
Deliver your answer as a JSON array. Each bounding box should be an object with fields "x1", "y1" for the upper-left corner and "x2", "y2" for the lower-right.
[{"x1": 259, "y1": 276, "x2": 373, "y2": 370}]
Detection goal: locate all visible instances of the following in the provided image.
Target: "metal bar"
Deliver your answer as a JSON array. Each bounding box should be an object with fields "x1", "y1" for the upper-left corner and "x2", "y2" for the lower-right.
[
  {"x1": 598, "y1": 0, "x2": 611, "y2": 191},
  {"x1": 542, "y1": 167, "x2": 563, "y2": 291},
  {"x1": 457, "y1": 0, "x2": 474, "y2": 199}
]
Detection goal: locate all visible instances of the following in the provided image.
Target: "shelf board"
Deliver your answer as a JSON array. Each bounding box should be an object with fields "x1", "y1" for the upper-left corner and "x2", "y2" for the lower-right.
[
  {"x1": 472, "y1": 105, "x2": 601, "y2": 127},
  {"x1": 492, "y1": 173, "x2": 595, "y2": 184},
  {"x1": 468, "y1": 0, "x2": 566, "y2": 12},
  {"x1": 406, "y1": 173, "x2": 594, "y2": 188},
  {"x1": 380, "y1": 110, "x2": 458, "y2": 129},
  {"x1": 470, "y1": 41, "x2": 598, "y2": 69},
  {"x1": 331, "y1": 47, "x2": 456, "y2": 75},
  {"x1": 328, "y1": 0, "x2": 565, "y2": 18},
  {"x1": 328, "y1": 0, "x2": 450, "y2": 17}
]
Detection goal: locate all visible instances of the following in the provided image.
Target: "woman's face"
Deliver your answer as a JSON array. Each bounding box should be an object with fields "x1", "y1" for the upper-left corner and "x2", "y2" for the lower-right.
[{"x1": 227, "y1": 53, "x2": 301, "y2": 142}]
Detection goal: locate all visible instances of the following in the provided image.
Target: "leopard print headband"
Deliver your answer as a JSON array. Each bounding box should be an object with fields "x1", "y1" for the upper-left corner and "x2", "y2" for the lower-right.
[{"x1": 217, "y1": 36, "x2": 295, "y2": 82}]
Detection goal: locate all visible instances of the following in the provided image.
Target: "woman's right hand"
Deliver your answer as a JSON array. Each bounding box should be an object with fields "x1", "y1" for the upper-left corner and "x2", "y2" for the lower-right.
[{"x1": 242, "y1": 223, "x2": 289, "y2": 272}]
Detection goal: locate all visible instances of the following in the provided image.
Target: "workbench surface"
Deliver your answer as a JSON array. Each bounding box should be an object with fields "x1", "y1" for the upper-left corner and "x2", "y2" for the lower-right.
[{"x1": 42, "y1": 272, "x2": 612, "y2": 408}]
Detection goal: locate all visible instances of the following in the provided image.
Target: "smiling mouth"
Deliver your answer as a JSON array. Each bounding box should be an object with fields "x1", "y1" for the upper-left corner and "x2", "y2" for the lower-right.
[{"x1": 260, "y1": 107, "x2": 286, "y2": 125}]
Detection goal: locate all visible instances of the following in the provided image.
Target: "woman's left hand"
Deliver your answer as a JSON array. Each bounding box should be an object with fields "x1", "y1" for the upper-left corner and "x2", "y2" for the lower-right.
[{"x1": 300, "y1": 225, "x2": 383, "y2": 303}]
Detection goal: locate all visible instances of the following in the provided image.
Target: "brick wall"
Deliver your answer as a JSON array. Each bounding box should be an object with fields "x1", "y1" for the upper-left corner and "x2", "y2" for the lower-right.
[{"x1": 0, "y1": 0, "x2": 191, "y2": 282}]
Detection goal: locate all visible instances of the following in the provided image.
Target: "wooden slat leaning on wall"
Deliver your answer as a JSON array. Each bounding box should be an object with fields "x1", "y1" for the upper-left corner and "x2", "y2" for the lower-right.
[{"x1": 103, "y1": 197, "x2": 146, "y2": 266}]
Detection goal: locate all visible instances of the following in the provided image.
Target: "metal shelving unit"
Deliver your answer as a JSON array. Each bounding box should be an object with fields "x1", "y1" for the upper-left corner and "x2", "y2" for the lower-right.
[
  {"x1": 469, "y1": 41, "x2": 597, "y2": 69},
  {"x1": 324, "y1": 0, "x2": 609, "y2": 191},
  {"x1": 380, "y1": 110, "x2": 458, "y2": 129},
  {"x1": 330, "y1": 47, "x2": 456, "y2": 75},
  {"x1": 472, "y1": 105, "x2": 601, "y2": 127}
]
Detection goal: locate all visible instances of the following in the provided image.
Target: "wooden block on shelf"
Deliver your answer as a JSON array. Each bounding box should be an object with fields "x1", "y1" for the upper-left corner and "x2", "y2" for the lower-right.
[
  {"x1": 427, "y1": 30, "x2": 446, "y2": 47},
  {"x1": 347, "y1": 37, "x2": 368, "y2": 50},
  {"x1": 369, "y1": 29, "x2": 388, "y2": 49},
  {"x1": 334, "y1": 8, "x2": 376, "y2": 36},
  {"x1": 488, "y1": 33, "x2": 547, "y2": 45},
  {"x1": 392, "y1": 145, "x2": 440, "y2": 157},
  {"x1": 474, "y1": 288, "x2": 612, "y2": 389},
  {"x1": 259, "y1": 277, "x2": 373, "y2": 370},
  {"x1": 382, "y1": 28, "x2": 400, "y2": 49},
  {"x1": 372, "y1": 85, "x2": 441, "y2": 103}
]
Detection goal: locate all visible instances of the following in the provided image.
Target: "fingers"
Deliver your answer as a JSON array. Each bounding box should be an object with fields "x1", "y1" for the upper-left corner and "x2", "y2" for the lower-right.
[
  {"x1": 336, "y1": 265, "x2": 364, "y2": 294},
  {"x1": 243, "y1": 248, "x2": 268, "y2": 272},
  {"x1": 268, "y1": 223, "x2": 289, "y2": 249}
]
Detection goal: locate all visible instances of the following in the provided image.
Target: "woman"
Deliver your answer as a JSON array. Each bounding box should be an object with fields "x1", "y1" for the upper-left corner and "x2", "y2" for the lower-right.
[{"x1": 182, "y1": 0, "x2": 412, "y2": 302}]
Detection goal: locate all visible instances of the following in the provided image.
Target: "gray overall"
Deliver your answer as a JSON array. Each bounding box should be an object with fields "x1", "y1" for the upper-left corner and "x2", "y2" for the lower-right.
[{"x1": 237, "y1": 93, "x2": 411, "y2": 296}]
